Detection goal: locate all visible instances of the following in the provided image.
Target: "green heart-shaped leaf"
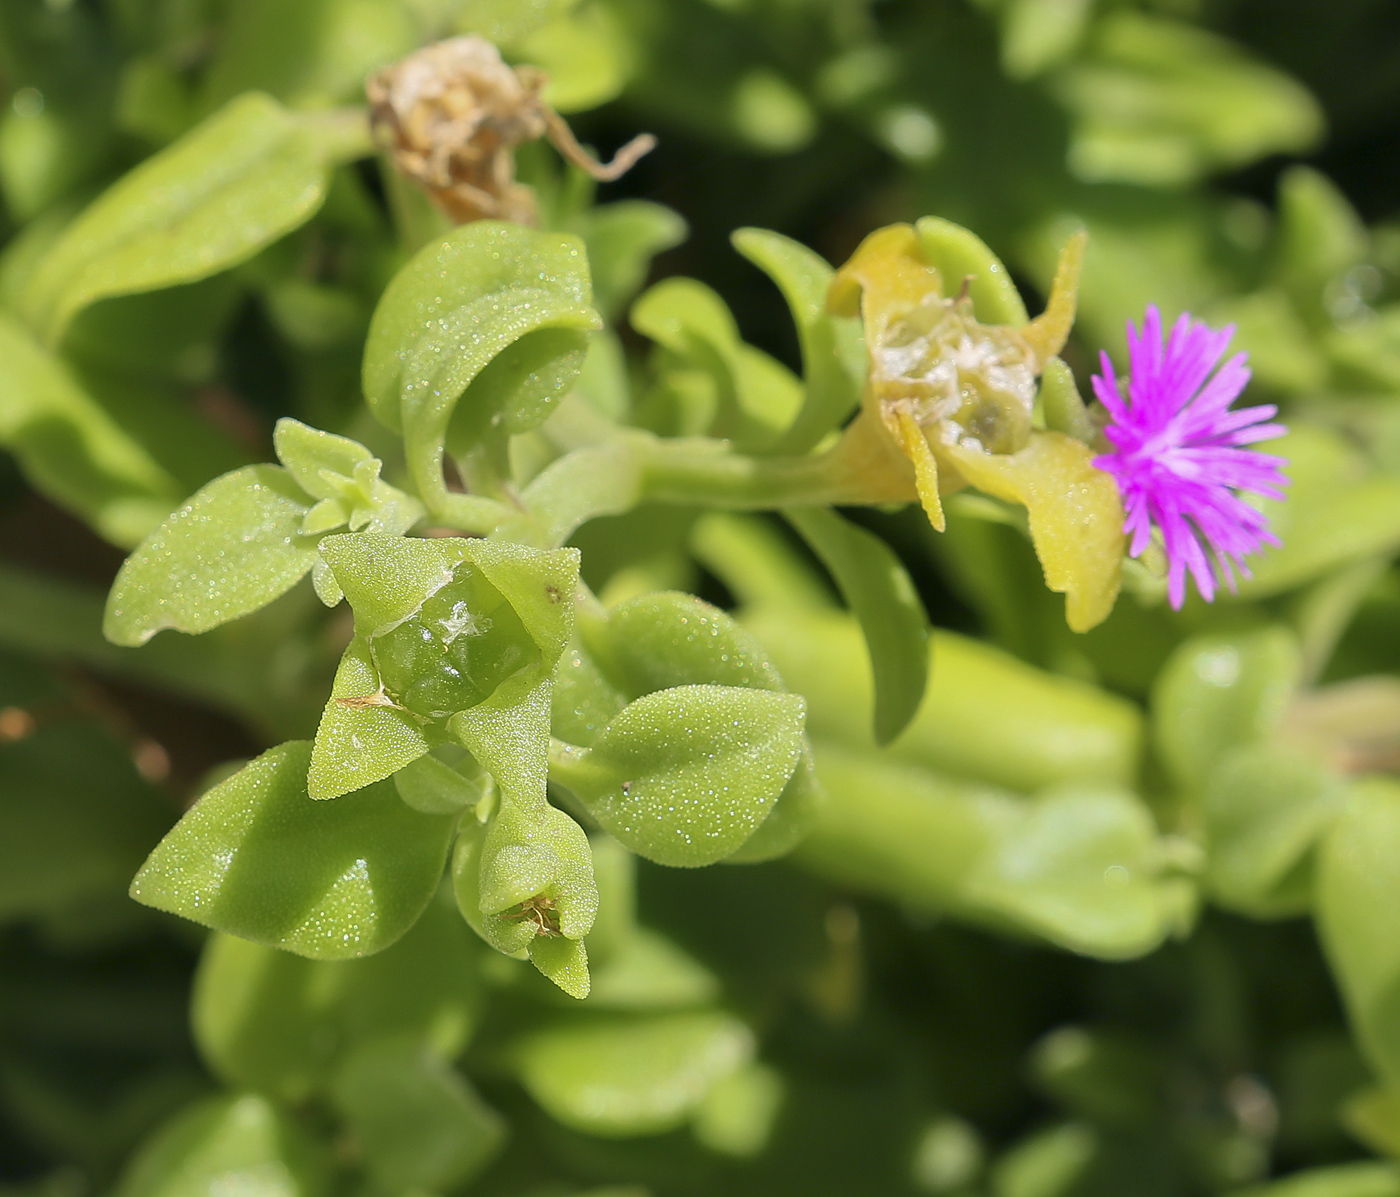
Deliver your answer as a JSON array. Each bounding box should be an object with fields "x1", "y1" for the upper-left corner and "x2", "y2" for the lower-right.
[
  {"x1": 104, "y1": 465, "x2": 316, "y2": 646},
  {"x1": 553, "y1": 684, "x2": 806, "y2": 867},
  {"x1": 132, "y1": 741, "x2": 456, "y2": 958},
  {"x1": 584, "y1": 590, "x2": 784, "y2": 700}
]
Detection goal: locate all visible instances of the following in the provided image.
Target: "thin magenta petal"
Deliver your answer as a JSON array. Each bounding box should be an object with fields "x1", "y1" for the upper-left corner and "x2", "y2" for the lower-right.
[{"x1": 1091, "y1": 305, "x2": 1287, "y2": 606}]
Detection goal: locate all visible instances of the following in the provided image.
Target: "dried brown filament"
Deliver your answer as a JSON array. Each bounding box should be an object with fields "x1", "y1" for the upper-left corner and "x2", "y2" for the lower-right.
[{"x1": 366, "y1": 36, "x2": 656, "y2": 226}]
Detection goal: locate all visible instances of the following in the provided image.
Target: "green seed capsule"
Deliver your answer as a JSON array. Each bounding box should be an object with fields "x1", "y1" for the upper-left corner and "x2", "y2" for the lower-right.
[{"x1": 370, "y1": 564, "x2": 540, "y2": 720}]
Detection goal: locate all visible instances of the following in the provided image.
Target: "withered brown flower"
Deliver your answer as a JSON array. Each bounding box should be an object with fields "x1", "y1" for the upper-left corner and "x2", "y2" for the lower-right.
[{"x1": 366, "y1": 36, "x2": 655, "y2": 225}]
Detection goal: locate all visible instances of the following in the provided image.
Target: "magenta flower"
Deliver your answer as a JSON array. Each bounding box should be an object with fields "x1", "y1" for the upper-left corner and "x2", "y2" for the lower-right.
[{"x1": 1091, "y1": 306, "x2": 1288, "y2": 609}]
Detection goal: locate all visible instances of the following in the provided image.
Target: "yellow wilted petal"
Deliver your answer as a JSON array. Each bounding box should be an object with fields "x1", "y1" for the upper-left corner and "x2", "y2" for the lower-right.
[
  {"x1": 940, "y1": 430, "x2": 1124, "y2": 632},
  {"x1": 828, "y1": 224, "x2": 941, "y2": 327},
  {"x1": 894, "y1": 408, "x2": 945, "y2": 532},
  {"x1": 1022, "y1": 228, "x2": 1087, "y2": 367}
]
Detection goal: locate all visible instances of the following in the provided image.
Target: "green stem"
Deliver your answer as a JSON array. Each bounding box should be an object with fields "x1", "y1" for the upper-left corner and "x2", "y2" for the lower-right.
[
  {"x1": 637, "y1": 435, "x2": 863, "y2": 508},
  {"x1": 300, "y1": 106, "x2": 376, "y2": 164},
  {"x1": 507, "y1": 404, "x2": 916, "y2": 548},
  {"x1": 428, "y1": 491, "x2": 516, "y2": 536}
]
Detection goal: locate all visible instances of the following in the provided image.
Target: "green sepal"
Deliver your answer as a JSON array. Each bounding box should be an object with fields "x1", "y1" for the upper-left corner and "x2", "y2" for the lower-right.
[
  {"x1": 451, "y1": 797, "x2": 599, "y2": 998},
  {"x1": 552, "y1": 684, "x2": 807, "y2": 868},
  {"x1": 318, "y1": 532, "x2": 455, "y2": 637},
  {"x1": 1039, "y1": 356, "x2": 1097, "y2": 443},
  {"x1": 448, "y1": 674, "x2": 598, "y2": 991},
  {"x1": 319, "y1": 532, "x2": 578, "y2": 659},
  {"x1": 448, "y1": 676, "x2": 553, "y2": 809},
  {"x1": 308, "y1": 636, "x2": 431, "y2": 803},
  {"x1": 131, "y1": 741, "x2": 456, "y2": 958},
  {"x1": 528, "y1": 936, "x2": 592, "y2": 1001},
  {"x1": 310, "y1": 535, "x2": 578, "y2": 800},
  {"x1": 915, "y1": 215, "x2": 1030, "y2": 324}
]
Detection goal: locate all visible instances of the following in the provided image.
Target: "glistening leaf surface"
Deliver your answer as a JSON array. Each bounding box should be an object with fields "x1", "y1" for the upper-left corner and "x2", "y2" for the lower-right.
[
  {"x1": 584, "y1": 590, "x2": 784, "y2": 701},
  {"x1": 361, "y1": 222, "x2": 598, "y2": 502},
  {"x1": 555, "y1": 684, "x2": 806, "y2": 867},
  {"x1": 104, "y1": 466, "x2": 316, "y2": 647},
  {"x1": 131, "y1": 741, "x2": 455, "y2": 959}
]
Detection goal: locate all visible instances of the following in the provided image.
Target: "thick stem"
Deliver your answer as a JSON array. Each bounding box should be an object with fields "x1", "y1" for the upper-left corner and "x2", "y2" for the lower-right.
[
  {"x1": 448, "y1": 405, "x2": 918, "y2": 547},
  {"x1": 300, "y1": 106, "x2": 376, "y2": 164},
  {"x1": 429, "y1": 491, "x2": 515, "y2": 536},
  {"x1": 637, "y1": 409, "x2": 916, "y2": 510}
]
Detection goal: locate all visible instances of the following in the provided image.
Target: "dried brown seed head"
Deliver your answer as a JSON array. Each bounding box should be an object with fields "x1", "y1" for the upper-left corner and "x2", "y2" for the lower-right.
[{"x1": 367, "y1": 36, "x2": 655, "y2": 226}]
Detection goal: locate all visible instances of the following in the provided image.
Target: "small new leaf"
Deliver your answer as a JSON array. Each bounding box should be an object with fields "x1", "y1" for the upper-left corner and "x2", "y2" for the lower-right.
[{"x1": 104, "y1": 465, "x2": 317, "y2": 646}]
